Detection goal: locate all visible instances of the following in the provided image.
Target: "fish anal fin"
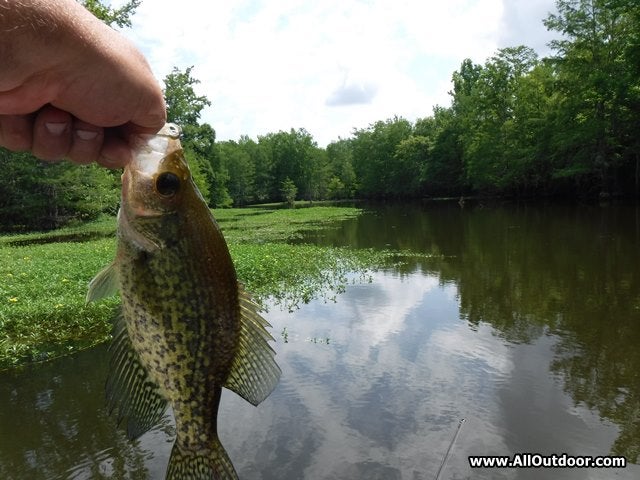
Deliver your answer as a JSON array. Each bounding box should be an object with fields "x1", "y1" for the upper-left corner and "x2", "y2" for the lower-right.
[
  {"x1": 224, "y1": 285, "x2": 281, "y2": 406},
  {"x1": 106, "y1": 313, "x2": 168, "y2": 439},
  {"x1": 86, "y1": 262, "x2": 119, "y2": 303}
]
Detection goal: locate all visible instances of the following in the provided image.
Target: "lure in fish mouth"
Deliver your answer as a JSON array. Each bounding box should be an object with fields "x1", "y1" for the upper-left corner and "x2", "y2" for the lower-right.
[{"x1": 87, "y1": 123, "x2": 281, "y2": 480}]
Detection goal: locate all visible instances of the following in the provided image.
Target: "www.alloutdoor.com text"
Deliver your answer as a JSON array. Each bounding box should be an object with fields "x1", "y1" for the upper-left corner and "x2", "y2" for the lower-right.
[{"x1": 468, "y1": 453, "x2": 626, "y2": 469}]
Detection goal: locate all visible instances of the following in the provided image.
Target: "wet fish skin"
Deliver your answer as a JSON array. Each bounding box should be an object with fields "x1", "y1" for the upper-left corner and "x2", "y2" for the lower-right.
[{"x1": 88, "y1": 123, "x2": 280, "y2": 480}]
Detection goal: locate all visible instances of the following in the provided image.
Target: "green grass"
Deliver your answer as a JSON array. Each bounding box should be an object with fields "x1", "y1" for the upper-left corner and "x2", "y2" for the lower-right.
[{"x1": 0, "y1": 206, "x2": 396, "y2": 369}]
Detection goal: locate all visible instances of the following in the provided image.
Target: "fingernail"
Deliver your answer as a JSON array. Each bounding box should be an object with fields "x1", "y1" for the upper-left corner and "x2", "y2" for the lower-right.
[
  {"x1": 45, "y1": 122, "x2": 68, "y2": 135},
  {"x1": 76, "y1": 129, "x2": 98, "y2": 141}
]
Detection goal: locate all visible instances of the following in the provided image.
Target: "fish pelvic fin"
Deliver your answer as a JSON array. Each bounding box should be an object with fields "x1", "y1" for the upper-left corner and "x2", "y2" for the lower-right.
[
  {"x1": 224, "y1": 285, "x2": 282, "y2": 406},
  {"x1": 106, "y1": 312, "x2": 168, "y2": 439},
  {"x1": 165, "y1": 438, "x2": 238, "y2": 480},
  {"x1": 86, "y1": 261, "x2": 119, "y2": 303}
]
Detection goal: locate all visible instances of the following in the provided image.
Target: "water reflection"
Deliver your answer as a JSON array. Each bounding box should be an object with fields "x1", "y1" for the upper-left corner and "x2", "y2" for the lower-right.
[
  {"x1": 0, "y1": 345, "x2": 171, "y2": 480},
  {"x1": 307, "y1": 201, "x2": 640, "y2": 464},
  {"x1": 1, "y1": 203, "x2": 640, "y2": 479}
]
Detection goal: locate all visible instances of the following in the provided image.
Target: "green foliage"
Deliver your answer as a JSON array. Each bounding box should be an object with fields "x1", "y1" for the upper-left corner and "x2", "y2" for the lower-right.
[
  {"x1": 326, "y1": 139, "x2": 357, "y2": 197},
  {"x1": 326, "y1": 176, "x2": 347, "y2": 199},
  {"x1": 164, "y1": 66, "x2": 211, "y2": 127},
  {"x1": 423, "y1": 107, "x2": 465, "y2": 195},
  {"x1": 260, "y1": 128, "x2": 325, "y2": 201},
  {"x1": 182, "y1": 148, "x2": 212, "y2": 202},
  {"x1": 214, "y1": 129, "x2": 333, "y2": 205},
  {"x1": 351, "y1": 116, "x2": 413, "y2": 197},
  {"x1": 80, "y1": 0, "x2": 140, "y2": 27},
  {"x1": 280, "y1": 177, "x2": 298, "y2": 207},
  {"x1": 542, "y1": 0, "x2": 640, "y2": 195},
  {"x1": 162, "y1": 68, "x2": 232, "y2": 206},
  {"x1": 393, "y1": 135, "x2": 429, "y2": 195},
  {"x1": 217, "y1": 141, "x2": 255, "y2": 206},
  {"x1": 0, "y1": 150, "x2": 119, "y2": 231}
]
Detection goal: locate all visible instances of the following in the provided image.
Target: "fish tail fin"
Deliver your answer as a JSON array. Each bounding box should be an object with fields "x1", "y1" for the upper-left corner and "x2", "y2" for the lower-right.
[{"x1": 165, "y1": 437, "x2": 238, "y2": 480}]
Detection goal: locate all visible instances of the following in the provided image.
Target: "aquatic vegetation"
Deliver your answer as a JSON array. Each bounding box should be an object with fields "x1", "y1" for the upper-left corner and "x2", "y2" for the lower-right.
[
  {"x1": 0, "y1": 206, "x2": 394, "y2": 369},
  {"x1": 230, "y1": 242, "x2": 388, "y2": 311},
  {"x1": 214, "y1": 205, "x2": 363, "y2": 243},
  {"x1": 0, "y1": 238, "x2": 119, "y2": 368}
]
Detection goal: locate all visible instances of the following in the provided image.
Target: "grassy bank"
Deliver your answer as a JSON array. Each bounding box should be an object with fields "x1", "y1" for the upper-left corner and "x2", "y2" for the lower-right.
[{"x1": 0, "y1": 206, "x2": 395, "y2": 369}]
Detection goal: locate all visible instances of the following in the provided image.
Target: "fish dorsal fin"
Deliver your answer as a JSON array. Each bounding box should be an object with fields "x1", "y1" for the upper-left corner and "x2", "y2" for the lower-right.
[
  {"x1": 224, "y1": 285, "x2": 281, "y2": 406},
  {"x1": 86, "y1": 262, "x2": 119, "y2": 303},
  {"x1": 106, "y1": 313, "x2": 168, "y2": 439}
]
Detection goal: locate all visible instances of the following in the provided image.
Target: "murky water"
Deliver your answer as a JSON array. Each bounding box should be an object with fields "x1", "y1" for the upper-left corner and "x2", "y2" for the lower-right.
[{"x1": 2, "y1": 201, "x2": 640, "y2": 479}]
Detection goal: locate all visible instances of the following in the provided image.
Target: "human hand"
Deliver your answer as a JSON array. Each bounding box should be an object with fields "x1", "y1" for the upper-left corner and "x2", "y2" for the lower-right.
[{"x1": 0, "y1": 0, "x2": 166, "y2": 168}]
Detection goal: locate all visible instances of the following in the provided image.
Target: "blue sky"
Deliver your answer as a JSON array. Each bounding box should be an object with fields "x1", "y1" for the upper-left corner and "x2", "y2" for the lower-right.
[{"x1": 114, "y1": 0, "x2": 558, "y2": 146}]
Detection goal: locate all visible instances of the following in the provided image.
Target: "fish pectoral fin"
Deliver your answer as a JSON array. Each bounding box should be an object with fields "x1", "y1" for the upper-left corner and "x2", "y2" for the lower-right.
[
  {"x1": 86, "y1": 262, "x2": 119, "y2": 303},
  {"x1": 106, "y1": 313, "x2": 168, "y2": 439},
  {"x1": 224, "y1": 285, "x2": 282, "y2": 406}
]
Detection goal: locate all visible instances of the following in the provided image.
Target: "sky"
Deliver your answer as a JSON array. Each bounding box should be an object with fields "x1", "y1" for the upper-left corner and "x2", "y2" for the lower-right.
[{"x1": 113, "y1": 0, "x2": 559, "y2": 147}]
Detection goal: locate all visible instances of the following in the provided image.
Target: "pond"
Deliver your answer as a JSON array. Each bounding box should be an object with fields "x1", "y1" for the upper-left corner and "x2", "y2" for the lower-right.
[{"x1": 1, "y1": 201, "x2": 640, "y2": 479}]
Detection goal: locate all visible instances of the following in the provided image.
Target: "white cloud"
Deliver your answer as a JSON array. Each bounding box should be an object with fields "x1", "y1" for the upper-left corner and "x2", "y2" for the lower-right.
[
  {"x1": 326, "y1": 80, "x2": 378, "y2": 107},
  {"x1": 113, "y1": 0, "x2": 558, "y2": 146}
]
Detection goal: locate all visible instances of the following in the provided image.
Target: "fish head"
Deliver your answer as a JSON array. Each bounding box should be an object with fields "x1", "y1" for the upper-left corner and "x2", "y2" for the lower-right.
[
  {"x1": 119, "y1": 123, "x2": 208, "y2": 250},
  {"x1": 122, "y1": 123, "x2": 192, "y2": 219}
]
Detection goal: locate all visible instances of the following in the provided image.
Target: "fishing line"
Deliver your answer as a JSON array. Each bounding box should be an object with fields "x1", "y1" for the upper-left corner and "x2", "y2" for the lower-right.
[{"x1": 434, "y1": 418, "x2": 466, "y2": 480}]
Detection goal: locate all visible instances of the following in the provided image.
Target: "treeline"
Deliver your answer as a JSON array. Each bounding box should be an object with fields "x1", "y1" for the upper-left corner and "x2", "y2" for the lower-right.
[
  {"x1": 215, "y1": 0, "x2": 640, "y2": 203},
  {"x1": 1, "y1": 0, "x2": 639, "y2": 230}
]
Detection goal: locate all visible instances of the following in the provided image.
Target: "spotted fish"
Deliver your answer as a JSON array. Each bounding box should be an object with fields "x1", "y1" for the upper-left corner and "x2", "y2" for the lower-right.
[{"x1": 87, "y1": 123, "x2": 280, "y2": 479}]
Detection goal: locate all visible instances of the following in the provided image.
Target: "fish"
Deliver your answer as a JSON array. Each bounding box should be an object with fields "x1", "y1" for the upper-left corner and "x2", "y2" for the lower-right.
[{"x1": 86, "y1": 123, "x2": 281, "y2": 480}]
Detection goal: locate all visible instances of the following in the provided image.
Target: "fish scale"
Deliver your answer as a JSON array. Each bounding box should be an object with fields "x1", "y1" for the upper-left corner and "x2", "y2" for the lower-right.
[{"x1": 87, "y1": 123, "x2": 280, "y2": 480}]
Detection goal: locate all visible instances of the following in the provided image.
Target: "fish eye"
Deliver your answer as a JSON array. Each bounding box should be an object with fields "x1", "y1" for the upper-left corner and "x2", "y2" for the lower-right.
[{"x1": 155, "y1": 172, "x2": 181, "y2": 197}]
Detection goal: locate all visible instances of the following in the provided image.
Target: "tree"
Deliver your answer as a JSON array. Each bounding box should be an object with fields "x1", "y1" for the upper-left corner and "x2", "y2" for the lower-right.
[
  {"x1": 80, "y1": 0, "x2": 140, "y2": 27},
  {"x1": 164, "y1": 66, "x2": 211, "y2": 127},
  {"x1": 259, "y1": 129, "x2": 321, "y2": 200},
  {"x1": 544, "y1": 0, "x2": 638, "y2": 194},
  {"x1": 239, "y1": 135, "x2": 272, "y2": 202},
  {"x1": 217, "y1": 141, "x2": 255, "y2": 205},
  {"x1": 449, "y1": 47, "x2": 545, "y2": 193},
  {"x1": 162, "y1": 67, "x2": 225, "y2": 205},
  {"x1": 326, "y1": 139, "x2": 357, "y2": 198},
  {"x1": 0, "y1": 150, "x2": 118, "y2": 230},
  {"x1": 280, "y1": 177, "x2": 298, "y2": 207},
  {"x1": 392, "y1": 135, "x2": 428, "y2": 196},
  {"x1": 351, "y1": 116, "x2": 413, "y2": 197},
  {"x1": 423, "y1": 107, "x2": 466, "y2": 195},
  {"x1": 326, "y1": 176, "x2": 347, "y2": 199}
]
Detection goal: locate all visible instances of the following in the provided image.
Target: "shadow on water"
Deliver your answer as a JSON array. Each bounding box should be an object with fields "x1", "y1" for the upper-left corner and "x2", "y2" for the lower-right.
[{"x1": 1, "y1": 201, "x2": 640, "y2": 479}]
